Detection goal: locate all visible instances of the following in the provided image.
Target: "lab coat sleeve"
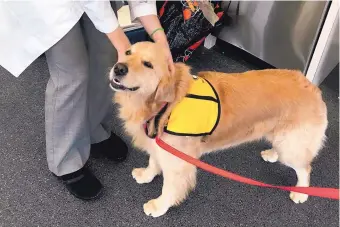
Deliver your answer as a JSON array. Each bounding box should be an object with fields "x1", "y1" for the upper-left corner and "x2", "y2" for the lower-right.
[
  {"x1": 81, "y1": 1, "x2": 119, "y2": 33},
  {"x1": 128, "y1": 1, "x2": 157, "y2": 22}
]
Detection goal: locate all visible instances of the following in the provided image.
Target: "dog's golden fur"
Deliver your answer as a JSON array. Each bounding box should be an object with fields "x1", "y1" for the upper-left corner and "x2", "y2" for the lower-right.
[{"x1": 111, "y1": 42, "x2": 328, "y2": 217}]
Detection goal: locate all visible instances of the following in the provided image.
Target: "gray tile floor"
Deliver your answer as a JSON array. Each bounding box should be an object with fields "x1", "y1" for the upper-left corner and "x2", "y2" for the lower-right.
[{"x1": 0, "y1": 46, "x2": 338, "y2": 227}]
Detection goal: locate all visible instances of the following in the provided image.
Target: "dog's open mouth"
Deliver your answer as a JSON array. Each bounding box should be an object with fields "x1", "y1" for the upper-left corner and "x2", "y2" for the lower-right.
[{"x1": 110, "y1": 79, "x2": 139, "y2": 91}]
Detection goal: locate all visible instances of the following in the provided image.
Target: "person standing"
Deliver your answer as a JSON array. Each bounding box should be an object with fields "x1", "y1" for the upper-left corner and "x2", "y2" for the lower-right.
[{"x1": 0, "y1": 1, "x2": 173, "y2": 200}]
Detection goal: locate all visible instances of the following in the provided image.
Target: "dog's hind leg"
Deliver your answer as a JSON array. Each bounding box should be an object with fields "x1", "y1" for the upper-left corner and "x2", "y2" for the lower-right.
[
  {"x1": 261, "y1": 133, "x2": 280, "y2": 163},
  {"x1": 289, "y1": 165, "x2": 312, "y2": 203},
  {"x1": 132, "y1": 155, "x2": 161, "y2": 184},
  {"x1": 271, "y1": 125, "x2": 326, "y2": 204}
]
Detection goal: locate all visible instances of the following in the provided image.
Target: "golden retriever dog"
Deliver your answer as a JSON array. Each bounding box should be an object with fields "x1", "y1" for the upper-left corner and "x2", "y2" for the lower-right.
[{"x1": 109, "y1": 42, "x2": 327, "y2": 217}]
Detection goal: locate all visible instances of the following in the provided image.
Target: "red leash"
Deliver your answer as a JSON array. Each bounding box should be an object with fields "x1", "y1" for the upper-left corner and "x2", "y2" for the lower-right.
[{"x1": 155, "y1": 137, "x2": 339, "y2": 200}]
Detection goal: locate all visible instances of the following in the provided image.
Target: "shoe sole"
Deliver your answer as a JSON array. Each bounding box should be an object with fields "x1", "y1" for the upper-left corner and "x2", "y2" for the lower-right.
[{"x1": 66, "y1": 185, "x2": 104, "y2": 201}]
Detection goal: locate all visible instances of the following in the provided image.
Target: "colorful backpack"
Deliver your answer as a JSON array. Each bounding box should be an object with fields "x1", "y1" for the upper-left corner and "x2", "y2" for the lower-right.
[{"x1": 156, "y1": 0, "x2": 225, "y2": 62}]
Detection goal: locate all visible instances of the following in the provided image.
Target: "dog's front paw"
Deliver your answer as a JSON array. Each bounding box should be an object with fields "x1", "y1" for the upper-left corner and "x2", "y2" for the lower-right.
[
  {"x1": 132, "y1": 168, "x2": 155, "y2": 184},
  {"x1": 261, "y1": 149, "x2": 279, "y2": 163},
  {"x1": 290, "y1": 192, "x2": 308, "y2": 204},
  {"x1": 143, "y1": 199, "x2": 169, "y2": 218}
]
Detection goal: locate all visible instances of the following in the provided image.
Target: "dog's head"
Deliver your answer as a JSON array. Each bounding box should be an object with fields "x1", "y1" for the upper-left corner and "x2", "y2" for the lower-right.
[{"x1": 109, "y1": 42, "x2": 175, "y2": 102}]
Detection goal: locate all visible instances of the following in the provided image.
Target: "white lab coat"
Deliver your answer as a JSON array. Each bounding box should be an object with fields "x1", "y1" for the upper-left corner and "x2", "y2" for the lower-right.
[{"x1": 0, "y1": 1, "x2": 156, "y2": 77}]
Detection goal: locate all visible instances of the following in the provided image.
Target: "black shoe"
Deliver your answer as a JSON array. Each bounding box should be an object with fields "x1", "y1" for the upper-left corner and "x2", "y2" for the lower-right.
[
  {"x1": 91, "y1": 132, "x2": 128, "y2": 162},
  {"x1": 56, "y1": 167, "x2": 103, "y2": 200}
]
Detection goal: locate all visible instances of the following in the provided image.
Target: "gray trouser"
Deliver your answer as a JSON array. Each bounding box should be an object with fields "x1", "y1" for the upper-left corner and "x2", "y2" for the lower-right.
[{"x1": 45, "y1": 15, "x2": 117, "y2": 176}]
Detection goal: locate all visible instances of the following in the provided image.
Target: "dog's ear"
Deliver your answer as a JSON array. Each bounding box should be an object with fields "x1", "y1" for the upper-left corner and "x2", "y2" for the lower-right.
[
  {"x1": 154, "y1": 63, "x2": 191, "y2": 103},
  {"x1": 154, "y1": 75, "x2": 175, "y2": 103}
]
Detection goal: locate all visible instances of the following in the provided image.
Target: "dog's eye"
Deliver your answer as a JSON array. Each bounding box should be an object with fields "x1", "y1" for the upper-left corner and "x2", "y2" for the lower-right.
[
  {"x1": 143, "y1": 61, "x2": 153, "y2": 69},
  {"x1": 125, "y1": 50, "x2": 131, "y2": 55}
]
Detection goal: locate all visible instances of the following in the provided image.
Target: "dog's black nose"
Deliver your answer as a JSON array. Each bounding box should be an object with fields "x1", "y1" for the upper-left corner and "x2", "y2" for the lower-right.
[{"x1": 114, "y1": 63, "x2": 128, "y2": 77}]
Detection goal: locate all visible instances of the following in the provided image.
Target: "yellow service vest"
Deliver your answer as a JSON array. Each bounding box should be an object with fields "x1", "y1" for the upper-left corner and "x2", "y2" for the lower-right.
[{"x1": 163, "y1": 76, "x2": 220, "y2": 136}]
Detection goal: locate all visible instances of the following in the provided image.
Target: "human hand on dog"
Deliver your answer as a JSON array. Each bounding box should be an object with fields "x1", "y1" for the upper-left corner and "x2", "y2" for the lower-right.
[
  {"x1": 160, "y1": 40, "x2": 175, "y2": 76},
  {"x1": 117, "y1": 50, "x2": 129, "y2": 63},
  {"x1": 106, "y1": 27, "x2": 131, "y2": 63},
  {"x1": 107, "y1": 16, "x2": 174, "y2": 74},
  {"x1": 139, "y1": 15, "x2": 175, "y2": 76},
  {"x1": 151, "y1": 31, "x2": 174, "y2": 76}
]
